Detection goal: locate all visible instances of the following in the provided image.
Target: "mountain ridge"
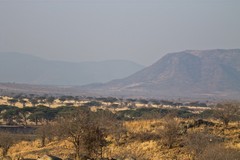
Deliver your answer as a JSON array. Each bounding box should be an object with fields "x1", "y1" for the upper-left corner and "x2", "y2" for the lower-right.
[
  {"x1": 83, "y1": 49, "x2": 240, "y2": 99},
  {"x1": 0, "y1": 52, "x2": 144, "y2": 86},
  {"x1": 1, "y1": 49, "x2": 240, "y2": 99}
]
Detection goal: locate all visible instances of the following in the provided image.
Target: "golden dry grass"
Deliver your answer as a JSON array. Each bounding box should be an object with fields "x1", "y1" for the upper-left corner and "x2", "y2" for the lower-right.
[{"x1": 4, "y1": 119, "x2": 240, "y2": 160}]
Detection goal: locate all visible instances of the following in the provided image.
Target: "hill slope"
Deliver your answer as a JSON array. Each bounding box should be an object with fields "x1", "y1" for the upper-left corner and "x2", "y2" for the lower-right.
[
  {"x1": 0, "y1": 52, "x2": 144, "y2": 86},
  {"x1": 87, "y1": 49, "x2": 240, "y2": 98}
]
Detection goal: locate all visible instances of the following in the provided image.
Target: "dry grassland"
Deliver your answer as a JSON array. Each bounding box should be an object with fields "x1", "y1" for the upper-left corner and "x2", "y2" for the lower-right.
[{"x1": 5, "y1": 119, "x2": 240, "y2": 160}]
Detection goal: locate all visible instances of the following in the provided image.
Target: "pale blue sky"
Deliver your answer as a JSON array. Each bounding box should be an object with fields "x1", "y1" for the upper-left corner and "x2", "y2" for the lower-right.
[{"x1": 0, "y1": 0, "x2": 240, "y2": 65}]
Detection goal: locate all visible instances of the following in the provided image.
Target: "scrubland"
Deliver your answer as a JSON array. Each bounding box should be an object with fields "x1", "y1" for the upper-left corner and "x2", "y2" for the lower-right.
[
  {"x1": 5, "y1": 119, "x2": 240, "y2": 160},
  {"x1": 0, "y1": 95, "x2": 239, "y2": 160}
]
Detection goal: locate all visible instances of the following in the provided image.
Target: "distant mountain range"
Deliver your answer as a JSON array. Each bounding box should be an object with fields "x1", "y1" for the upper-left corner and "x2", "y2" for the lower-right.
[
  {"x1": 83, "y1": 49, "x2": 240, "y2": 99},
  {"x1": 0, "y1": 52, "x2": 144, "y2": 85},
  {"x1": 1, "y1": 49, "x2": 240, "y2": 100}
]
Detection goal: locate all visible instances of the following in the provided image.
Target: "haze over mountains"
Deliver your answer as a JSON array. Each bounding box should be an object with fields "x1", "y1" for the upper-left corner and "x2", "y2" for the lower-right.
[
  {"x1": 84, "y1": 49, "x2": 240, "y2": 99},
  {"x1": 1, "y1": 49, "x2": 240, "y2": 99},
  {"x1": 0, "y1": 52, "x2": 144, "y2": 86}
]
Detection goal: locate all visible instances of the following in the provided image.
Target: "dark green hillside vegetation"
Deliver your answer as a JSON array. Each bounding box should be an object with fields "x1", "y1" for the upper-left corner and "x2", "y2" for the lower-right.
[{"x1": 116, "y1": 108, "x2": 195, "y2": 120}]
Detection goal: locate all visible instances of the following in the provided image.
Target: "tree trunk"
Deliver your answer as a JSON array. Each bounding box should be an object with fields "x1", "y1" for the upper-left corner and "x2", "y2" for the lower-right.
[
  {"x1": 35, "y1": 118, "x2": 38, "y2": 126},
  {"x1": 2, "y1": 147, "x2": 9, "y2": 157},
  {"x1": 41, "y1": 135, "x2": 46, "y2": 147},
  {"x1": 74, "y1": 139, "x2": 81, "y2": 160},
  {"x1": 75, "y1": 146, "x2": 81, "y2": 160},
  {"x1": 23, "y1": 116, "x2": 28, "y2": 126},
  {"x1": 224, "y1": 119, "x2": 229, "y2": 127}
]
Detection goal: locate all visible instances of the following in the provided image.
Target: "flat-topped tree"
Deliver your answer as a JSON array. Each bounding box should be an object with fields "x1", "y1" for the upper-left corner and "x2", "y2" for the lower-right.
[
  {"x1": 18, "y1": 107, "x2": 35, "y2": 126},
  {"x1": 29, "y1": 98, "x2": 38, "y2": 107},
  {"x1": 59, "y1": 96, "x2": 66, "y2": 105},
  {"x1": 1, "y1": 107, "x2": 20, "y2": 125},
  {"x1": 73, "y1": 96, "x2": 79, "y2": 104},
  {"x1": 28, "y1": 110, "x2": 45, "y2": 126},
  {"x1": 7, "y1": 98, "x2": 18, "y2": 106},
  {"x1": 46, "y1": 96, "x2": 55, "y2": 107},
  {"x1": 19, "y1": 99, "x2": 27, "y2": 107}
]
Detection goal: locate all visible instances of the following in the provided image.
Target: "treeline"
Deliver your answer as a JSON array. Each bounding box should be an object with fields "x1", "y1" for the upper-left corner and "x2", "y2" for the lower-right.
[
  {"x1": 0, "y1": 105, "x2": 191, "y2": 126},
  {"x1": 0, "y1": 105, "x2": 76, "y2": 126},
  {"x1": 0, "y1": 103, "x2": 239, "y2": 126},
  {"x1": 1, "y1": 93, "x2": 209, "y2": 108}
]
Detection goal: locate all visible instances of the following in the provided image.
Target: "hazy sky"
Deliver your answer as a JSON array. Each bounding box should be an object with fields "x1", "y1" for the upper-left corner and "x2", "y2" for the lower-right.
[{"x1": 0, "y1": 0, "x2": 240, "y2": 65}]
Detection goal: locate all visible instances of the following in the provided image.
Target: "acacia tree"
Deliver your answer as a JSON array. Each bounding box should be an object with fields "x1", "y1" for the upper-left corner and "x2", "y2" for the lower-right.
[
  {"x1": 19, "y1": 99, "x2": 27, "y2": 107},
  {"x1": 73, "y1": 96, "x2": 79, "y2": 105},
  {"x1": 29, "y1": 98, "x2": 38, "y2": 107},
  {"x1": 7, "y1": 98, "x2": 18, "y2": 106},
  {"x1": 28, "y1": 111, "x2": 45, "y2": 125},
  {"x1": 59, "y1": 96, "x2": 66, "y2": 105},
  {"x1": 1, "y1": 107, "x2": 20, "y2": 125},
  {"x1": 57, "y1": 108, "x2": 108, "y2": 160},
  {"x1": 46, "y1": 96, "x2": 55, "y2": 107},
  {"x1": 18, "y1": 107, "x2": 35, "y2": 126},
  {"x1": 214, "y1": 103, "x2": 240, "y2": 127}
]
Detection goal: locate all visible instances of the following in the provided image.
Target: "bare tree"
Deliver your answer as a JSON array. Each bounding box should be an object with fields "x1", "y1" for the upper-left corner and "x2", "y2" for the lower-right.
[
  {"x1": 158, "y1": 116, "x2": 179, "y2": 149},
  {"x1": 35, "y1": 123, "x2": 55, "y2": 147},
  {"x1": 56, "y1": 108, "x2": 108, "y2": 160},
  {"x1": 198, "y1": 143, "x2": 240, "y2": 160},
  {"x1": 0, "y1": 132, "x2": 21, "y2": 157},
  {"x1": 214, "y1": 102, "x2": 240, "y2": 127},
  {"x1": 111, "y1": 121, "x2": 127, "y2": 146},
  {"x1": 185, "y1": 131, "x2": 221, "y2": 159}
]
